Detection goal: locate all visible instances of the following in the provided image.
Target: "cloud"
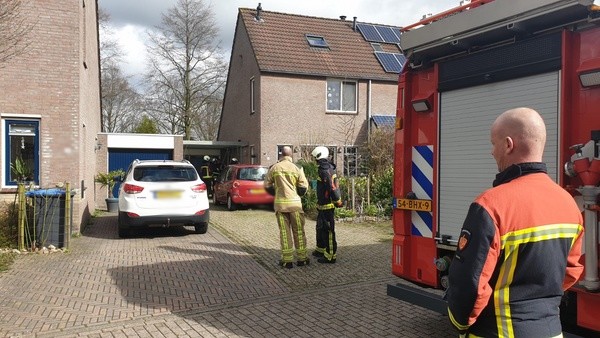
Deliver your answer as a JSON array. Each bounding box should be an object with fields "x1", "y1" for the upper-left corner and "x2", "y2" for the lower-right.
[
  {"x1": 100, "y1": 0, "x2": 463, "y2": 80},
  {"x1": 109, "y1": 24, "x2": 148, "y2": 87}
]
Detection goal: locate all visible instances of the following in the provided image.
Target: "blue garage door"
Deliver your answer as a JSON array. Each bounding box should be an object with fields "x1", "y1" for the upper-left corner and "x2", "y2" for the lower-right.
[{"x1": 108, "y1": 148, "x2": 173, "y2": 196}]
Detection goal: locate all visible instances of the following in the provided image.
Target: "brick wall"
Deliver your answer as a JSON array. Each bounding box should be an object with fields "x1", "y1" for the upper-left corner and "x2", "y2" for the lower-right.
[{"x1": 0, "y1": 0, "x2": 101, "y2": 234}]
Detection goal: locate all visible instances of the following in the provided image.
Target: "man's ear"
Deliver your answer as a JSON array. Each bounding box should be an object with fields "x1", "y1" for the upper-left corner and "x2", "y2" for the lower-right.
[{"x1": 505, "y1": 136, "x2": 514, "y2": 153}]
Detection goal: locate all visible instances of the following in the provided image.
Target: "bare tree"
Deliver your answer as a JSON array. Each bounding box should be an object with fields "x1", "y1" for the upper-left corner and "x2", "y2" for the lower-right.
[
  {"x1": 98, "y1": 8, "x2": 121, "y2": 69},
  {"x1": 191, "y1": 88, "x2": 223, "y2": 140},
  {"x1": 101, "y1": 63, "x2": 143, "y2": 132},
  {"x1": 99, "y1": 7, "x2": 143, "y2": 133},
  {"x1": 0, "y1": 0, "x2": 33, "y2": 66},
  {"x1": 145, "y1": 0, "x2": 227, "y2": 140}
]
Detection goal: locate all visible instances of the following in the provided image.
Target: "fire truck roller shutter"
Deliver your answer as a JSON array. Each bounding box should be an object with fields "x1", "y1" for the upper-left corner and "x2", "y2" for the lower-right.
[{"x1": 438, "y1": 71, "x2": 560, "y2": 242}]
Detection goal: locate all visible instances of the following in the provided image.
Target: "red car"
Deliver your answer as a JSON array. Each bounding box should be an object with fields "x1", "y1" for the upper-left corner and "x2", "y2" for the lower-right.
[{"x1": 212, "y1": 164, "x2": 274, "y2": 210}]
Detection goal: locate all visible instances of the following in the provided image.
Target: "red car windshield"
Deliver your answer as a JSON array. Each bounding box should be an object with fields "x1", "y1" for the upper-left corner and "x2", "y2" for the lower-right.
[{"x1": 237, "y1": 167, "x2": 267, "y2": 181}]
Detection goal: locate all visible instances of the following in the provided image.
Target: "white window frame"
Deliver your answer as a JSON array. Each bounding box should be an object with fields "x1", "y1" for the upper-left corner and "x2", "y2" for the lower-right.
[{"x1": 326, "y1": 79, "x2": 357, "y2": 113}]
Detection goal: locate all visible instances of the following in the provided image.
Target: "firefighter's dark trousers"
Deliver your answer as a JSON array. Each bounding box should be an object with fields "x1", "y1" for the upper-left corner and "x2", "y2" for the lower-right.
[
  {"x1": 276, "y1": 210, "x2": 307, "y2": 263},
  {"x1": 316, "y1": 208, "x2": 337, "y2": 261}
]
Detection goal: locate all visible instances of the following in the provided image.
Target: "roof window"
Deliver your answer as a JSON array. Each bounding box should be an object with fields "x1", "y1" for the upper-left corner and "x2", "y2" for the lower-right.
[{"x1": 306, "y1": 35, "x2": 329, "y2": 49}]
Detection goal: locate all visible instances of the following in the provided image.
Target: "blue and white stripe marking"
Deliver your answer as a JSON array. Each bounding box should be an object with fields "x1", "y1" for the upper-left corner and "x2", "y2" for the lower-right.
[{"x1": 411, "y1": 145, "x2": 433, "y2": 237}]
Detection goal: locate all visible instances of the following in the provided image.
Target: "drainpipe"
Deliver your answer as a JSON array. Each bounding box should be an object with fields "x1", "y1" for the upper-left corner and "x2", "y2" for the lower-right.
[{"x1": 367, "y1": 79, "x2": 372, "y2": 143}]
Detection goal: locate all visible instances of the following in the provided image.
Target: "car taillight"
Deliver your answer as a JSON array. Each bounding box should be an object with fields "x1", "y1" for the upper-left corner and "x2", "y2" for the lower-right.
[
  {"x1": 195, "y1": 210, "x2": 206, "y2": 215},
  {"x1": 124, "y1": 183, "x2": 144, "y2": 194},
  {"x1": 192, "y1": 183, "x2": 206, "y2": 193},
  {"x1": 232, "y1": 181, "x2": 240, "y2": 188}
]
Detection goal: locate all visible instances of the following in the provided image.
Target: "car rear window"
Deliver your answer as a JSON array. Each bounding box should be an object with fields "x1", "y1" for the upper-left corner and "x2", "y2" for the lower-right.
[
  {"x1": 237, "y1": 167, "x2": 267, "y2": 181},
  {"x1": 133, "y1": 166, "x2": 198, "y2": 182}
]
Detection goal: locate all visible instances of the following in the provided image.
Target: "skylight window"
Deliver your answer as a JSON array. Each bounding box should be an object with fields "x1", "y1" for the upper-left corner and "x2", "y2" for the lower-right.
[
  {"x1": 306, "y1": 35, "x2": 329, "y2": 48},
  {"x1": 371, "y1": 43, "x2": 383, "y2": 52}
]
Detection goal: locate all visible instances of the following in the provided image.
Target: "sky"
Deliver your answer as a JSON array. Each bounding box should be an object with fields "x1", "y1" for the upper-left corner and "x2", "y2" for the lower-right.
[{"x1": 98, "y1": 0, "x2": 462, "y2": 82}]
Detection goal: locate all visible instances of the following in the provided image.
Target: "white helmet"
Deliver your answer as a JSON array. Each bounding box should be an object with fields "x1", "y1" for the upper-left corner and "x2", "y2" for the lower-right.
[
  {"x1": 203, "y1": 155, "x2": 210, "y2": 161},
  {"x1": 311, "y1": 146, "x2": 329, "y2": 160}
]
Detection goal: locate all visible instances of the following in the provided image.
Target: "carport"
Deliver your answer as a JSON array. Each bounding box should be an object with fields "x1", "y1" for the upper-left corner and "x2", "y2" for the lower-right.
[{"x1": 183, "y1": 140, "x2": 247, "y2": 172}]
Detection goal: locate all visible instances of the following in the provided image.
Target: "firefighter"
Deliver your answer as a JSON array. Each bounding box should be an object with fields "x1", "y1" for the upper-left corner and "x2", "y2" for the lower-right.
[
  {"x1": 200, "y1": 155, "x2": 213, "y2": 196},
  {"x1": 264, "y1": 146, "x2": 309, "y2": 269},
  {"x1": 446, "y1": 108, "x2": 584, "y2": 337},
  {"x1": 311, "y1": 146, "x2": 342, "y2": 264}
]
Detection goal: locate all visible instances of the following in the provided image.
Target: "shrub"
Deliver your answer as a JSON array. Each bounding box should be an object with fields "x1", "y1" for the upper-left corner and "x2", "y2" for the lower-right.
[
  {"x1": 0, "y1": 201, "x2": 19, "y2": 248},
  {"x1": 371, "y1": 166, "x2": 393, "y2": 212},
  {"x1": 335, "y1": 207, "x2": 355, "y2": 219}
]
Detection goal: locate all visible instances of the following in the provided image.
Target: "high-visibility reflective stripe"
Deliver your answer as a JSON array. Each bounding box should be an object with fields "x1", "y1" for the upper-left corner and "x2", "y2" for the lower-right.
[
  {"x1": 447, "y1": 308, "x2": 470, "y2": 331},
  {"x1": 317, "y1": 203, "x2": 335, "y2": 210},
  {"x1": 277, "y1": 213, "x2": 293, "y2": 262},
  {"x1": 275, "y1": 197, "x2": 302, "y2": 204},
  {"x1": 293, "y1": 211, "x2": 307, "y2": 259},
  {"x1": 494, "y1": 223, "x2": 582, "y2": 337}
]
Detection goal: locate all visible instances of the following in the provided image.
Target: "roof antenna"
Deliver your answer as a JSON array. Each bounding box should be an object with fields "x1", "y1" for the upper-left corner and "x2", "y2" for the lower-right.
[{"x1": 256, "y1": 3, "x2": 262, "y2": 21}]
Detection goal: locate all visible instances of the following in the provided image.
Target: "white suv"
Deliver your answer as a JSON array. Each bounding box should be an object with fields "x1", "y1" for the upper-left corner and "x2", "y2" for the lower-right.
[{"x1": 117, "y1": 159, "x2": 209, "y2": 238}]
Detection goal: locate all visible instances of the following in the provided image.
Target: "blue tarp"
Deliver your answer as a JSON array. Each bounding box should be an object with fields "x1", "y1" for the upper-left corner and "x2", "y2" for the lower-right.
[{"x1": 25, "y1": 189, "x2": 70, "y2": 198}]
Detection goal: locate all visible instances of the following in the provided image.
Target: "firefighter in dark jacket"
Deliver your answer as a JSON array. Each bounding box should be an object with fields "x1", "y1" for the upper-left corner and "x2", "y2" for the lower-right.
[
  {"x1": 446, "y1": 108, "x2": 584, "y2": 338},
  {"x1": 311, "y1": 146, "x2": 343, "y2": 264}
]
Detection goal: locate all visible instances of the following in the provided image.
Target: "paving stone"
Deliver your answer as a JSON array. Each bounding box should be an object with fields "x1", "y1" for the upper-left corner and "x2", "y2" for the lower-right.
[{"x1": 0, "y1": 205, "x2": 454, "y2": 337}]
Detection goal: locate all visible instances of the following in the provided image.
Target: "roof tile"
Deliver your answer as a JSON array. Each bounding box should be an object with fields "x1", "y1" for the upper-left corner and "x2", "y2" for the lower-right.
[{"x1": 240, "y1": 8, "x2": 401, "y2": 81}]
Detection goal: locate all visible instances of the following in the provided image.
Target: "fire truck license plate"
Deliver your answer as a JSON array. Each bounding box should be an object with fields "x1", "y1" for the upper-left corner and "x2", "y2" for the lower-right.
[{"x1": 396, "y1": 198, "x2": 431, "y2": 212}]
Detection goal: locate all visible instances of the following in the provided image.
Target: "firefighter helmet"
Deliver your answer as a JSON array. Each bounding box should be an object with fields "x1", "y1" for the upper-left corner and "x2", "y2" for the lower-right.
[{"x1": 311, "y1": 146, "x2": 329, "y2": 160}]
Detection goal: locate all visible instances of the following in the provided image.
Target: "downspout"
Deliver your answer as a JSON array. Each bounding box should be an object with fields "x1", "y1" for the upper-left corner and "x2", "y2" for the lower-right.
[{"x1": 367, "y1": 79, "x2": 372, "y2": 143}]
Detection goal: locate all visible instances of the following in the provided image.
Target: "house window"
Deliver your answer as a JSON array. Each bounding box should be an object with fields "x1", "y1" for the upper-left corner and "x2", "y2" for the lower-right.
[
  {"x1": 300, "y1": 144, "x2": 336, "y2": 166},
  {"x1": 250, "y1": 78, "x2": 256, "y2": 114},
  {"x1": 327, "y1": 79, "x2": 357, "y2": 112},
  {"x1": 343, "y1": 146, "x2": 361, "y2": 176},
  {"x1": 306, "y1": 35, "x2": 329, "y2": 48},
  {"x1": 4, "y1": 119, "x2": 39, "y2": 186}
]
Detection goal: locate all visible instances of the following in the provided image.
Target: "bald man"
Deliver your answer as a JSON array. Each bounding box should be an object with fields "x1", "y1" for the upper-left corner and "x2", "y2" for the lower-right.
[
  {"x1": 264, "y1": 146, "x2": 310, "y2": 269},
  {"x1": 446, "y1": 108, "x2": 584, "y2": 337}
]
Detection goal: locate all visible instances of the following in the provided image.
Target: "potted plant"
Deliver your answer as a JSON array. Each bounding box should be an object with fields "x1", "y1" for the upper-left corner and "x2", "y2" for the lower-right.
[
  {"x1": 95, "y1": 169, "x2": 125, "y2": 212},
  {"x1": 10, "y1": 156, "x2": 33, "y2": 184}
]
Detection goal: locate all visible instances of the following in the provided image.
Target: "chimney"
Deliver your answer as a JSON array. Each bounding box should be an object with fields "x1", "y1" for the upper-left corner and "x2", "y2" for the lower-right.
[
  {"x1": 353, "y1": 16, "x2": 357, "y2": 31},
  {"x1": 255, "y1": 3, "x2": 262, "y2": 21},
  {"x1": 340, "y1": 15, "x2": 346, "y2": 21}
]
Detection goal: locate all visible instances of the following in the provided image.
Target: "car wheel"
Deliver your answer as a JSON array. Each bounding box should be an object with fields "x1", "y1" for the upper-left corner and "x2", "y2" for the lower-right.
[
  {"x1": 227, "y1": 195, "x2": 237, "y2": 211},
  {"x1": 117, "y1": 212, "x2": 130, "y2": 238},
  {"x1": 194, "y1": 222, "x2": 208, "y2": 234}
]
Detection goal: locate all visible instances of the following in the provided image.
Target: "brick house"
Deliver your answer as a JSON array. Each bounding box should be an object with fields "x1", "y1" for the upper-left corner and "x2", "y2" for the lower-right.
[
  {"x1": 218, "y1": 6, "x2": 402, "y2": 175},
  {"x1": 0, "y1": 0, "x2": 101, "y2": 233}
]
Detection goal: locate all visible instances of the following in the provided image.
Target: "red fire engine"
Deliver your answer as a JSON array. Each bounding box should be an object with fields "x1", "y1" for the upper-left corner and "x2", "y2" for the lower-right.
[{"x1": 387, "y1": 0, "x2": 600, "y2": 333}]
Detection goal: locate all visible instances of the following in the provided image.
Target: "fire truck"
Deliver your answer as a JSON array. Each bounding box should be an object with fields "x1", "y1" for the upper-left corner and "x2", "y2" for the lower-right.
[{"x1": 387, "y1": 0, "x2": 600, "y2": 333}]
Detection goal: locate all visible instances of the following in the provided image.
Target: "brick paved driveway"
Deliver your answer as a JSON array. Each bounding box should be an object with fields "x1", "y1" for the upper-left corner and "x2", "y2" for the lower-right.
[{"x1": 0, "y1": 204, "x2": 454, "y2": 337}]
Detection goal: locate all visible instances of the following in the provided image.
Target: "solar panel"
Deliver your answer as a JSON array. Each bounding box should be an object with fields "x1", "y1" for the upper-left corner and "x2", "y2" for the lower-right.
[
  {"x1": 356, "y1": 23, "x2": 384, "y2": 42},
  {"x1": 375, "y1": 51, "x2": 403, "y2": 73},
  {"x1": 371, "y1": 115, "x2": 396, "y2": 127},
  {"x1": 394, "y1": 53, "x2": 407, "y2": 67},
  {"x1": 375, "y1": 26, "x2": 400, "y2": 44},
  {"x1": 392, "y1": 28, "x2": 402, "y2": 41}
]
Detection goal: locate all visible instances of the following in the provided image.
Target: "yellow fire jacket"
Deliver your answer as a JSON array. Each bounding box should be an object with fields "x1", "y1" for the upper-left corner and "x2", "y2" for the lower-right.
[{"x1": 264, "y1": 156, "x2": 308, "y2": 213}]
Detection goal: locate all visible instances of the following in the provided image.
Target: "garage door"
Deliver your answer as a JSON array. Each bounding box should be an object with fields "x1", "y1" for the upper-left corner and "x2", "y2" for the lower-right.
[
  {"x1": 438, "y1": 71, "x2": 560, "y2": 241},
  {"x1": 108, "y1": 149, "x2": 173, "y2": 196}
]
